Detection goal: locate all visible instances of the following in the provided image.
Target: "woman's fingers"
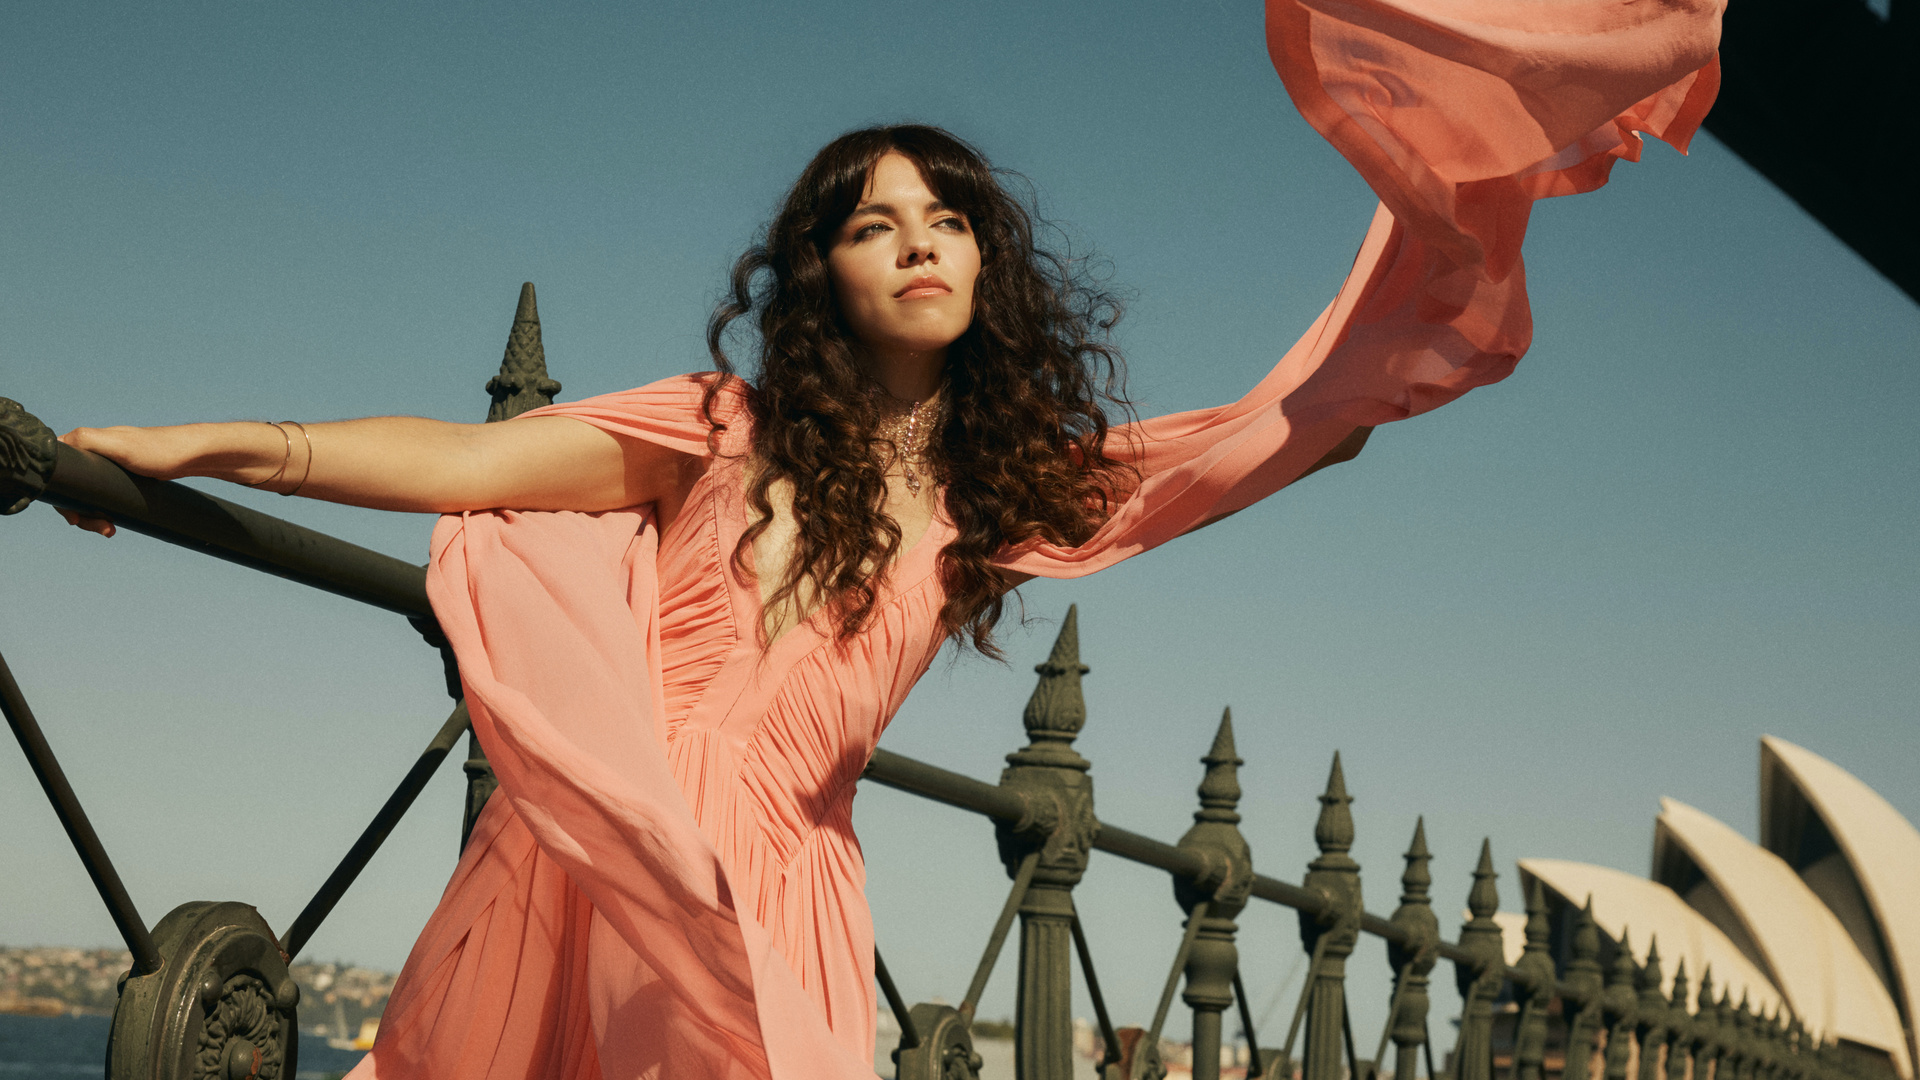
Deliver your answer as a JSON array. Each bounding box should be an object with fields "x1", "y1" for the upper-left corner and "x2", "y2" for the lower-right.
[{"x1": 54, "y1": 506, "x2": 117, "y2": 538}]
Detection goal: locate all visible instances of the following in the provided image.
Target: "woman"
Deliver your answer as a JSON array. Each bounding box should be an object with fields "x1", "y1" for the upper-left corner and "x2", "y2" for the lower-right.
[{"x1": 58, "y1": 1, "x2": 1723, "y2": 1076}]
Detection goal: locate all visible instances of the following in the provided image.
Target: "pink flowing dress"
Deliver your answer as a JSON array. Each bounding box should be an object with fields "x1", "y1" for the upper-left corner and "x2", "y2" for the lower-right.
[{"x1": 348, "y1": 1, "x2": 1721, "y2": 1076}]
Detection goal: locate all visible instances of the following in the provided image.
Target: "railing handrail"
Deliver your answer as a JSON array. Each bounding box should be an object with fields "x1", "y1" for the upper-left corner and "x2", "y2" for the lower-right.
[
  {"x1": 34, "y1": 440, "x2": 431, "y2": 619},
  {"x1": 868, "y1": 748, "x2": 1682, "y2": 1011}
]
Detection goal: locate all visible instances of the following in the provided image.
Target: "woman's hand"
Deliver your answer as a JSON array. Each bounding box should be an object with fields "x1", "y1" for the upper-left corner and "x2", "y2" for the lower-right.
[
  {"x1": 55, "y1": 422, "x2": 293, "y2": 537},
  {"x1": 49, "y1": 414, "x2": 705, "y2": 538}
]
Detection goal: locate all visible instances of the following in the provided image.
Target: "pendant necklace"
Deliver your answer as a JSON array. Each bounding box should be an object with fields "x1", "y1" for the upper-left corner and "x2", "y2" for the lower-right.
[{"x1": 872, "y1": 387, "x2": 944, "y2": 496}]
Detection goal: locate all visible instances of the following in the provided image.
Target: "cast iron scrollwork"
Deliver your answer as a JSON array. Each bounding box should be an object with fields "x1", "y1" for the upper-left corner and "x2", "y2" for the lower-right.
[
  {"x1": 109, "y1": 901, "x2": 300, "y2": 1080},
  {"x1": 0, "y1": 397, "x2": 58, "y2": 515},
  {"x1": 894, "y1": 1003, "x2": 984, "y2": 1080}
]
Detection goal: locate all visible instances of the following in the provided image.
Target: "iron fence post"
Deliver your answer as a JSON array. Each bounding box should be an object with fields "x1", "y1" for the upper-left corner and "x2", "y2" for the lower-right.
[
  {"x1": 460, "y1": 282, "x2": 562, "y2": 850},
  {"x1": 1563, "y1": 900, "x2": 1606, "y2": 1080},
  {"x1": 1601, "y1": 931, "x2": 1638, "y2": 1080},
  {"x1": 1454, "y1": 841, "x2": 1505, "y2": 1080},
  {"x1": 1635, "y1": 938, "x2": 1669, "y2": 1080},
  {"x1": 996, "y1": 606, "x2": 1099, "y2": 1080},
  {"x1": 1300, "y1": 755, "x2": 1363, "y2": 1080},
  {"x1": 1665, "y1": 959, "x2": 1693, "y2": 1080},
  {"x1": 1388, "y1": 819, "x2": 1438, "y2": 1080},
  {"x1": 1513, "y1": 881, "x2": 1556, "y2": 1080},
  {"x1": 1175, "y1": 710, "x2": 1254, "y2": 1080}
]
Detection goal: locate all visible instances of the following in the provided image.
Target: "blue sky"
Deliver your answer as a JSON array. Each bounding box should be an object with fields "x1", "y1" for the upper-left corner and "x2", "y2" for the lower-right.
[{"x1": 2, "y1": 0, "x2": 1914, "y2": 1049}]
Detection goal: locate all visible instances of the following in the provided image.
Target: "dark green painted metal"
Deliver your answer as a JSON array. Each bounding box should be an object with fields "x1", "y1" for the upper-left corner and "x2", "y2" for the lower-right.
[
  {"x1": 107, "y1": 901, "x2": 300, "y2": 1080},
  {"x1": 37, "y1": 438, "x2": 431, "y2": 616},
  {"x1": 280, "y1": 703, "x2": 471, "y2": 958},
  {"x1": 461, "y1": 282, "x2": 563, "y2": 850},
  {"x1": 486, "y1": 282, "x2": 563, "y2": 423},
  {"x1": 1667, "y1": 959, "x2": 1694, "y2": 1080},
  {"x1": 1454, "y1": 840, "x2": 1504, "y2": 1080},
  {"x1": 892, "y1": 1003, "x2": 983, "y2": 1080},
  {"x1": 1512, "y1": 880, "x2": 1555, "y2": 1080},
  {"x1": 873, "y1": 947, "x2": 921, "y2": 1051},
  {"x1": 1, "y1": 393, "x2": 430, "y2": 617},
  {"x1": 1176, "y1": 711, "x2": 1253, "y2": 1080},
  {"x1": 1387, "y1": 818, "x2": 1437, "y2": 1080},
  {"x1": 1143, "y1": 899, "x2": 1210, "y2": 1080},
  {"x1": 1635, "y1": 938, "x2": 1670, "y2": 1080},
  {"x1": 960, "y1": 850, "x2": 1040, "y2": 1022},
  {"x1": 1231, "y1": 969, "x2": 1266, "y2": 1079},
  {"x1": 0, "y1": 647, "x2": 161, "y2": 976},
  {"x1": 1692, "y1": 970, "x2": 1722, "y2": 1080},
  {"x1": 0, "y1": 396, "x2": 58, "y2": 515},
  {"x1": 1563, "y1": 899, "x2": 1607, "y2": 1080},
  {"x1": 1069, "y1": 903, "x2": 1124, "y2": 1077},
  {"x1": 1602, "y1": 930, "x2": 1639, "y2": 1080},
  {"x1": 1300, "y1": 754, "x2": 1361, "y2": 1080},
  {"x1": 995, "y1": 606, "x2": 1099, "y2": 1080}
]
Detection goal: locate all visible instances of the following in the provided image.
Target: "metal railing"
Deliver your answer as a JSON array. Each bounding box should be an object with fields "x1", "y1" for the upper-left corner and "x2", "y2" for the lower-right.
[{"x1": 0, "y1": 286, "x2": 1886, "y2": 1080}]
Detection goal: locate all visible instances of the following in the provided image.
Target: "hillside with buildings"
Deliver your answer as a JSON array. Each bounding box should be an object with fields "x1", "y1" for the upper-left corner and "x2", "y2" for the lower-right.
[{"x1": 0, "y1": 947, "x2": 392, "y2": 1044}]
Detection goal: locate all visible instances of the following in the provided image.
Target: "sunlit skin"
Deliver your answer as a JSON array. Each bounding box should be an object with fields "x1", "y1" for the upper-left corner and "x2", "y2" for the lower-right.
[
  {"x1": 825, "y1": 151, "x2": 981, "y2": 405},
  {"x1": 52, "y1": 147, "x2": 1368, "y2": 555}
]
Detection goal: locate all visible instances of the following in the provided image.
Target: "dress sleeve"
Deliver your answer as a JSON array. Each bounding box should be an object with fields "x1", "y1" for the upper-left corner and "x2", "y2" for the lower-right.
[
  {"x1": 998, "y1": 0, "x2": 1722, "y2": 581},
  {"x1": 513, "y1": 371, "x2": 738, "y2": 457}
]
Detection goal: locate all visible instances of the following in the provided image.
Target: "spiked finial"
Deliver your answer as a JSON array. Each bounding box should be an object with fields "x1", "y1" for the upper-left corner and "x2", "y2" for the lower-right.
[
  {"x1": 1401, "y1": 817, "x2": 1433, "y2": 903},
  {"x1": 1310, "y1": 752, "x2": 1357, "y2": 867},
  {"x1": 1570, "y1": 897, "x2": 1602, "y2": 980},
  {"x1": 1608, "y1": 928, "x2": 1638, "y2": 990},
  {"x1": 1639, "y1": 935, "x2": 1667, "y2": 1007},
  {"x1": 1696, "y1": 965, "x2": 1716, "y2": 1017},
  {"x1": 486, "y1": 282, "x2": 562, "y2": 422},
  {"x1": 1008, "y1": 606, "x2": 1092, "y2": 771},
  {"x1": 1524, "y1": 879, "x2": 1550, "y2": 953},
  {"x1": 1022, "y1": 605, "x2": 1089, "y2": 736},
  {"x1": 1670, "y1": 957, "x2": 1691, "y2": 1012},
  {"x1": 1467, "y1": 838, "x2": 1500, "y2": 921},
  {"x1": 1193, "y1": 708, "x2": 1243, "y2": 825}
]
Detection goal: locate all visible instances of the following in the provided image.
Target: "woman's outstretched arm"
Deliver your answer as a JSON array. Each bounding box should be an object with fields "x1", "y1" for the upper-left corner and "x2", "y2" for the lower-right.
[{"x1": 56, "y1": 415, "x2": 703, "y2": 536}]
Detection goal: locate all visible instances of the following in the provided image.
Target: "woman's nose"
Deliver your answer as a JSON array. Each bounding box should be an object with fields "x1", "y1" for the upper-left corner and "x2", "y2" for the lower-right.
[{"x1": 900, "y1": 231, "x2": 938, "y2": 266}]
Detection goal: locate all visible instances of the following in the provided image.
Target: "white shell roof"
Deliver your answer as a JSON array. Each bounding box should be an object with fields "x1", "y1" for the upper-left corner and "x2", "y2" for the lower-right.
[
  {"x1": 1657, "y1": 798, "x2": 1912, "y2": 1077},
  {"x1": 1762, "y1": 736, "x2": 1920, "y2": 1069},
  {"x1": 1517, "y1": 858, "x2": 1784, "y2": 1016}
]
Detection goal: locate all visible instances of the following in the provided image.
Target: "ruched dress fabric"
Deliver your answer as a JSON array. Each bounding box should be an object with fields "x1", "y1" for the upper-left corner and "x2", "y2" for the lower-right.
[{"x1": 347, "y1": 1, "x2": 1722, "y2": 1077}]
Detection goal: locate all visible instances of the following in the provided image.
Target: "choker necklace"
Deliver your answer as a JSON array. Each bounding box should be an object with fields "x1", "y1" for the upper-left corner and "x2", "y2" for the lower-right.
[{"x1": 870, "y1": 387, "x2": 945, "y2": 496}]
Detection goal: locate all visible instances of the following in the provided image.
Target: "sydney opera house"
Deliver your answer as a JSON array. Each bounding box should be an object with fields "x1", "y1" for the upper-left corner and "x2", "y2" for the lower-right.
[{"x1": 1507, "y1": 737, "x2": 1917, "y2": 1080}]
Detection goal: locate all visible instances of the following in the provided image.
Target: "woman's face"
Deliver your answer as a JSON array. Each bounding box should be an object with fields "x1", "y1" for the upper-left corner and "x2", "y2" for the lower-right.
[{"x1": 826, "y1": 151, "x2": 981, "y2": 374}]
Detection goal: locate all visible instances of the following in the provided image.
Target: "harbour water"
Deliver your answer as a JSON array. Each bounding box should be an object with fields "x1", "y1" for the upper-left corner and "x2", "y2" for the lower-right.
[{"x1": 0, "y1": 1013, "x2": 367, "y2": 1078}]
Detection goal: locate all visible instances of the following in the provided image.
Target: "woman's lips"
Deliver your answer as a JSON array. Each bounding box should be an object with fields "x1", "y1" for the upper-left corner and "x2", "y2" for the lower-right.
[{"x1": 894, "y1": 276, "x2": 951, "y2": 299}]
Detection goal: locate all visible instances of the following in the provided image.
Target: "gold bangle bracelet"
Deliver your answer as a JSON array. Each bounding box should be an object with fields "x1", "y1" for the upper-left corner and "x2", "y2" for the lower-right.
[
  {"x1": 279, "y1": 421, "x2": 313, "y2": 497},
  {"x1": 244, "y1": 421, "x2": 292, "y2": 489}
]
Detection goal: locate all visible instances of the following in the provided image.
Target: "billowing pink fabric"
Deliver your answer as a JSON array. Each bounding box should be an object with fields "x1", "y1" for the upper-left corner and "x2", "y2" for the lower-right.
[{"x1": 347, "y1": 3, "x2": 1720, "y2": 1077}]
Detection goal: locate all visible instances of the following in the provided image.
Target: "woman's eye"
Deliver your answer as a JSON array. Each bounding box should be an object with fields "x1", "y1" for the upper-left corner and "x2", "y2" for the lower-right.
[
  {"x1": 853, "y1": 221, "x2": 888, "y2": 241},
  {"x1": 936, "y1": 216, "x2": 969, "y2": 232}
]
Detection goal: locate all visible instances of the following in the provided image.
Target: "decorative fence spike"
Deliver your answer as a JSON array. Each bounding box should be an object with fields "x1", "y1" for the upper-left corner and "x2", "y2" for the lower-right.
[
  {"x1": 1667, "y1": 957, "x2": 1693, "y2": 1080},
  {"x1": 1637, "y1": 936, "x2": 1670, "y2": 1080},
  {"x1": 1513, "y1": 879, "x2": 1556, "y2": 1080},
  {"x1": 1454, "y1": 840, "x2": 1504, "y2": 1080},
  {"x1": 463, "y1": 282, "x2": 567, "y2": 849},
  {"x1": 1387, "y1": 819, "x2": 1438, "y2": 1080},
  {"x1": 486, "y1": 281, "x2": 563, "y2": 423},
  {"x1": 1602, "y1": 929, "x2": 1638, "y2": 1080},
  {"x1": 1564, "y1": 899, "x2": 1606, "y2": 1080},
  {"x1": 1300, "y1": 754, "x2": 1363, "y2": 1080},
  {"x1": 1176, "y1": 708, "x2": 1254, "y2": 1080},
  {"x1": 995, "y1": 606, "x2": 1098, "y2": 1080}
]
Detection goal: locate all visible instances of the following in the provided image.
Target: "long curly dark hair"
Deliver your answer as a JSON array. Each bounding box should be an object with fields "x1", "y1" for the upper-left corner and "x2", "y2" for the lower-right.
[{"x1": 706, "y1": 124, "x2": 1135, "y2": 657}]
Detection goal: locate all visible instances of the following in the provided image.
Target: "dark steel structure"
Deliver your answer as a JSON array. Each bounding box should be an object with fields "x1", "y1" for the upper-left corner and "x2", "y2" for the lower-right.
[
  {"x1": 1704, "y1": 0, "x2": 1918, "y2": 303},
  {"x1": 1, "y1": 287, "x2": 1890, "y2": 1080}
]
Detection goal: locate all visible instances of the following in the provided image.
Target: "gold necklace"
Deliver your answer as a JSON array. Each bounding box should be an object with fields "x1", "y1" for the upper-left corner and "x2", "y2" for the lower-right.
[{"x1": 871, "y1": 388, "x2": 944, "y2": 496}]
